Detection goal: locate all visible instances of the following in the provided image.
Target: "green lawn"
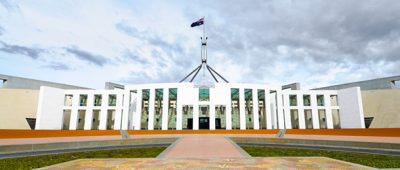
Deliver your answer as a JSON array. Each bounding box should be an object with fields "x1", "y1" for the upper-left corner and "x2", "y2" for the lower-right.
[
  {"x1": 0, "y1": 147, "x2": 166, "y2": 170},
  {"x1": 241, "y1": 145, "x2": 400, "y2": 169}
]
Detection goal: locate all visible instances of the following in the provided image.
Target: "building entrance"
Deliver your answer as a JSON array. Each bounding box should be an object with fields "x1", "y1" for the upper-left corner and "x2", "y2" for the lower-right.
[{"x1": 199, "y1": 117, "x2": 209, "y2": 129}]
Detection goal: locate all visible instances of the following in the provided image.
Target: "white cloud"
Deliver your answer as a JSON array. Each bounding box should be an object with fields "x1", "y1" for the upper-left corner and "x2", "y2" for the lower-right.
[{"x1": 0, "y1": 0, "x2": 399, "y2": 89}]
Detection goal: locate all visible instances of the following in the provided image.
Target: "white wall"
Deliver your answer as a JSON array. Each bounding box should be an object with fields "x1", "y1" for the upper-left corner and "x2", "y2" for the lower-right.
[
  {"x1": 35, "y1": 86, "x2": 65, "y2": 129},
  {"x1": 338, "y1": 87, "x2": 365, "y2": 128},
  {"x1": 34, "y1": 83, "x2": 365, "y2": 130}
]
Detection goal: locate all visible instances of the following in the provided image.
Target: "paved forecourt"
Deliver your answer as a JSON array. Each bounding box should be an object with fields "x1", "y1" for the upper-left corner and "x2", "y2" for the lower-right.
[{"x1": 35, "y1": 134, "x2": 379, "y2": 169}]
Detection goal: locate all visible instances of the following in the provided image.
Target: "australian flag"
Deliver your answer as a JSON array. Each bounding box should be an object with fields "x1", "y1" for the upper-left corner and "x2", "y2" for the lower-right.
[{"x1": 191, "y1": 17, "x2": 204, "y2": 27}]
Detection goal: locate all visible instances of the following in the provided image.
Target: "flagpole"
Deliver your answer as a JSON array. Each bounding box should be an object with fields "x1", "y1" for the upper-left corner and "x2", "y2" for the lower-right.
[
  {"x1": 203, "y1": 17, "x2": 205, "y2": 40},
  {"x1": 202, "y1": 17, "x2": 206, "y2": 79}
]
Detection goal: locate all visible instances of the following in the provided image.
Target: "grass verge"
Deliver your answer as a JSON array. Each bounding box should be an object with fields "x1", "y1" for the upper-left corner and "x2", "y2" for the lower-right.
[
  {"x1": 241, "y1": 145, "x2": 400, "y2": 168},
  {"x1": 0, "y1": 147, "x2": 166, "y2": 170}
]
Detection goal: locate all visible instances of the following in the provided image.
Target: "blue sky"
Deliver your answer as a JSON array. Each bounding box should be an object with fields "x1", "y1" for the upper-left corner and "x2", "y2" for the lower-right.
[{"x1": 1, "y1": 0, "x2": 399, "y2": 89}]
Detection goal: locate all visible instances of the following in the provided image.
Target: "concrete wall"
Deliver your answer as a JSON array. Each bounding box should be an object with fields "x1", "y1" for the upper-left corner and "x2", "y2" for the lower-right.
[
  {"x1": 0, "y1": 89, "x2": 39, "y2": 129},
  {"x1": 362, "y1": 89, "x2": 400, "y2": 128},
  {"x1": 0, "y1": 74, "x2": 90, "y2": 90},
  {"x1": 337, "y1": 87, "x2": 365, "y2": 128},
  {"x1": 314, "y1": 75, "x2": 400, "y2": 90},
  {"x1": 35, "y1": 86, "x2": 65, "y2": 129}
]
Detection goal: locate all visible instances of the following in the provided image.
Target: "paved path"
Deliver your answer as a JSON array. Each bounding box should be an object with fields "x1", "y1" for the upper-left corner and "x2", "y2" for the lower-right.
[
  {"x1": 158, "y1": 135, "x2": 249, "y2": 159},
  {"x1": 38, "y1": 157, "x2": 374, "y2": 170}
]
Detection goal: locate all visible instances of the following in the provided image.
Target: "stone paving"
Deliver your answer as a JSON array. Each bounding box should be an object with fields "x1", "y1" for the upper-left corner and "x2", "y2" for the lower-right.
[
  {"x1": 33, "y1": 135, "x2": 378, "y2": 169},
  {"x1": 158, "y1": 135, "x2": 249, "y2": 159},
  {"x1": 37, "y1": 157, "x2": 374, "y2": 170}
]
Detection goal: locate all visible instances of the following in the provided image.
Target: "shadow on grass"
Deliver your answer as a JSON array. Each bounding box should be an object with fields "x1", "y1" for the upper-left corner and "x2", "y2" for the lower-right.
[
  {"x1": 240, "y1": 145, "x2": 400, "y2": 169},
  {"x1": 0, "y1": 147, "x2": 166, "y2": 170}
]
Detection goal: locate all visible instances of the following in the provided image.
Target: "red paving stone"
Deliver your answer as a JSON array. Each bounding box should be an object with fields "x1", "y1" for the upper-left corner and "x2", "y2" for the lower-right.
[
  {"x1": 1, "y1": 134, "x2": 400, "y2": 146},
  {"x1": 159, "y1": 135, "x2": 248, "y2": 159}
]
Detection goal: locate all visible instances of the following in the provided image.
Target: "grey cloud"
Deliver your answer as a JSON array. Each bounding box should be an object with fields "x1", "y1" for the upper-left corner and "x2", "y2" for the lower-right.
[
  {"x1": 0, "y1": 41, "x2": 44, "y2": 59},
  {"x1": 0, "y1": 0, "x2": 19, "y2": 11},
  {"x1": 65, "y1": 46, "x2": 108, "y2": 66},
  {"x1": 115, "y1": 21, "x2": 141, "y2": 37},
  {"x1": 122, "y1": 50, "x2": 149, "y2": 65},
  {"x1": 115, "y1": 21, "x2": 198, "y2": 83},
  {"x1": 42, "y1": 62, "x2": 72, "y2": 71},
  {"x1": 0, "y1": 26, "x2": 4, "y2": 35},
  {"x1": 115, "y1": 21, "x2": 185, "y2": 55},
  {"x1": 183, "y1": 0, "x2": 400, "y2": 84}
]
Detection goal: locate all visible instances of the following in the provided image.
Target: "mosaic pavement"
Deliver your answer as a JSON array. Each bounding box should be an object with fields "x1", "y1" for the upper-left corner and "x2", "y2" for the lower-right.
[{"x1": 37, "y1": 157, "x2": 374, "y2": 170}]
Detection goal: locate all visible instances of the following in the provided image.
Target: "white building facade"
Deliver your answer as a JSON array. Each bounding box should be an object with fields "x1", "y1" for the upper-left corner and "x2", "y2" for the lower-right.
[{"x1": 35, "y1": 83, "x2": 365, "y2": 130}]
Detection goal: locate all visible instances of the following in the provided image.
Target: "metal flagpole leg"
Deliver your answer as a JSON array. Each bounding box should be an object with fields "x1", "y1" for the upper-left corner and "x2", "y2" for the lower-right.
[
  {"x1": 179, "y1": 65, "x2": 202, "y2": 82},
  {"x1": 190, "y1": 65, "x2": 203, "y2": 82},
  {"x1": 207, "y1": 65, "x2": 229, "y2": 83},
  {"x1": 206, "y1": 65, "x2": 219, "y2": 82}
]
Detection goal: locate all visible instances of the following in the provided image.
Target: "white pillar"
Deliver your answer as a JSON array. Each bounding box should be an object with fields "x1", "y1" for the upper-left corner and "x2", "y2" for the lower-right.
[
  {"x1": 210, "y1": 104, "x2": 216, "y2": 130},
  {"x1": 99, "y1": 109, "x2": 107, "y2": 130},
  {"x1": 324, "y1": 94, "x2": 334, "y2": 129},
  {"x1": 162, "y1": 88, "x2": 169, "y2": 130},
  {"x1": 84, "y1": 94, "x2": 94, "y2": 130},
  {"x1": 148, "y1": 88, "x2": 155, "y2": 130},
  {"x1": 239, "y1": 88, "x2": 246, "y2": 130},
  {"x1": 114, "y1": 93, "x2": 124, "y2": 130},
  {"x1": 134, "y1": 89, "x2": 142, "y2": 130},
  {"x1": 69, "y1": 93, "x2": 80, "y2": 130},
  {"x1": 176, "y1": 102, "x2": 182, "y2": 130},
  {"x1": 193, "y1": 103, "x2": 199, "y2": 130},
  {"x1": 121, "y1": 91, "x2": 131, "y2": 130},
  {"x1": 283, "y1": 93, "x2": 292, "y2": 129},
  {"x1": 310, "y1": 93, "x2": 320, "y2": 129},
  {"x1": 276, "y1": 90, "x2": 285, "y2": 129},
  {"x1": 265, "y1": 89, "x2": 272, "y2": 129},
  {"x1": 252, "y1": 88, "x2": 259, "y2": 130},
  {"x1": 298, "y1": 93, "x2": 306, "y2": 129},
  {"x1": 226, "y1": 98, "x2": 232, "y2": 130},
  {"x1": 99, "y1": 94, "x2": 108, "y2": 130}
]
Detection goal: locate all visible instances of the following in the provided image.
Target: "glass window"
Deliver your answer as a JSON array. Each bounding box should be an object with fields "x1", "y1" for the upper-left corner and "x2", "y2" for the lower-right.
[
  {"x1": 62, "y1": 110, "x2": 71, "y2": 130},
  {"x1": 199, "y1": 88, "x2": 210, "y2": 101},
  {"x1": 168, "y1": 88, "x2": 177, "y2": 130},
  {"x1": 305, "y1": 109, "x2": 313, "y2": 129},
  {"x1": 91, "y1": 110, "x2": 100, "y2": 130},
  {"x1": 244, "y1": 89, "x2": 253, "y2": 129},
  {"x1": 64, "y1": 95, "x2": 73, "y2": 106},
  {"x1": 231, "y1": 88, "x2": 240, "y2": 129},
  {"x1": 108, "y1": 94, "x2": 117, "y2": 106},
  {"x1": 290, "y1": 109, "x2": 299, "y2": 129},
  {"x1": 330, "y1": 95, "x2": 338, "y2": 106},
  {"x1": 332, "y1": 109, "x2": 341, "y2": 129},
  {"x1": 258, "y1": 89, "x2": 266, "y2": 129},
  {"x1": 141, "y1": 89, "x2": 150, "y2": 130},
  {"x1": 318, "y1": 109, "x2": 327, "y2": 129},
  {"x1": 154, "y1": 89, "x2": 163, "y2": 130},
  {"x1": 317, "y1": 95, "x2": 324, "y2": 106},
  {"x1": 94, "y1": 95, "x2": 102, "y2": 106},
  {"x1": 393, "y1": 80, "x2": 400, "y2": 89},
  {"x1": 79, "y1": 95, "x2": 87, "y2": 106},
  {"x1": 289, "y1": 95, "x2": 297, "y2": 106},
  {"x1": 303, "y1": 95, "x2": 311, "y2": 106}
]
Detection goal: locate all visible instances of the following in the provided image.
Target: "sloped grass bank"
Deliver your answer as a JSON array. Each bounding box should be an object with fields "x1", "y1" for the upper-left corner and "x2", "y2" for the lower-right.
[
  {"x1": 0, "y1": 147, "x2": 166, "y2": 170},
  {"x1": 241, "y1": 145, "x2": 400, "y2": 168}
]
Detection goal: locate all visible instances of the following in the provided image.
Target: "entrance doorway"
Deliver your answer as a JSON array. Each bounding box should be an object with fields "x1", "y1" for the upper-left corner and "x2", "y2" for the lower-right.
[
  {"x1": 199, "y1": 117, "x2": 209, "y2": 129},
  {"x1": 187, "y1": 118, "x2": 193, "y2": 129},
  {"x1": 215, "y1": 118, "x2": 221, "y2": 129}
]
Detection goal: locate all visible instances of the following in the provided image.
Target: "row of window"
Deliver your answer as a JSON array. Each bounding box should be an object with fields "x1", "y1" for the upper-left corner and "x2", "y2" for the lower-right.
[
  {"x1": 64, "y1": 94, "x2": 117, "y2": 107},
  {"x1": 289, "y1": 94, "x2": 338, "y2": 107}
]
